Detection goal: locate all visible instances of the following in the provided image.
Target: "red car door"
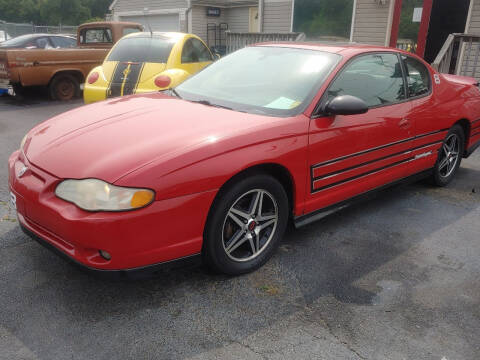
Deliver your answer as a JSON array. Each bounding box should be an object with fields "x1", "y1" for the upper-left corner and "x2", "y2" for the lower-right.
[{"x1": 304, "y1": 52, "x2": 414, "y2": 215}]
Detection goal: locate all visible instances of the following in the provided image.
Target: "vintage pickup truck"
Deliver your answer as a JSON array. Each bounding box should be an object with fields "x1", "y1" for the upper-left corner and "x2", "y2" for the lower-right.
[{"x1": 0, "y1": 21, "x2": 143, "y2": 100}]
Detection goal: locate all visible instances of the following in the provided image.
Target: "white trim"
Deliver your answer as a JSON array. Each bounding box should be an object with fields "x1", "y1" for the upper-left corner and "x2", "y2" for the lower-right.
[
  {"x1": 465, "y1": 0, "x2": 474, "y2": 32},
  {"x1": 108, "y1": 0, "x2": 118, "y2": 11},
  {"x1": 290, "y1": 0, "x2": 295, "y2": 32},
  {"x1": 115, "y1": 8, "x2": 187, "y2": 17},
  {"x1": 457, "y1": 0, "x2": 475, "y2": 75},
  {"x1": 385, "y1": 0, "x2": 396, "y2": 46},
  {"x1": 349, "y1": 0, "x2": 357, "y2": 42}
]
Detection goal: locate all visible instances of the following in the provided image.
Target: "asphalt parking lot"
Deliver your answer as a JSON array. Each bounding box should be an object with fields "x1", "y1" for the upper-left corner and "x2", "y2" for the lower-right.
[{"x1": 0, "y1": 93, "x2": 479, "y2": 360}]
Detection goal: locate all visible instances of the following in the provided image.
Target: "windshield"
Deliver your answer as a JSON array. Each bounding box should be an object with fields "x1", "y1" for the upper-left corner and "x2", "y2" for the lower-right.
[
  {"x1": 107, "y1": 36, "x2": 175, "y2": 63},
  {"x1": 176, "y1": 46, "x2": 341, "y2": 116}
]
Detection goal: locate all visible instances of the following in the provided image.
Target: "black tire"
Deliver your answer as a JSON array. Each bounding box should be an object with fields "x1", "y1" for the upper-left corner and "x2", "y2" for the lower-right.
[
  {"x1": 431, "y1": 124, "x2": 465, "y2": 187},
  {"x1": 49, "y1": 74, "x2": 80, "y2": 101},
  {"x1": 12, "y1": 83, "x2": 24, "y2": 99},
  {"x1": 203, "y1": 174, "x2": 289, "y2": 275}
]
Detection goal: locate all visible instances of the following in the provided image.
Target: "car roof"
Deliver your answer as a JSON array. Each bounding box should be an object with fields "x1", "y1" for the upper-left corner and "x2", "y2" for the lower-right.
[
  {"x1": 124, "y1": 31, "x2": 189, "y2": 41},
  {"x1": 256, "y1": 42, "x2": 415, "y2": 58}
]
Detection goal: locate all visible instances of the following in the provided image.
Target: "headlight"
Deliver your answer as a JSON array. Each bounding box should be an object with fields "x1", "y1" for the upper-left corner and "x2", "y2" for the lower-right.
[
  {"x1": 55, "y1": 179, "x2": 155, "y2": 211},
  {"x1": 20, "y1": 134, "x2": 27, "y2": 150}
]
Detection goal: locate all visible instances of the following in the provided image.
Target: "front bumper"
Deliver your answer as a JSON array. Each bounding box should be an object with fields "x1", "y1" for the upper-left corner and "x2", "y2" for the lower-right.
[{"x1": 9, "y1": 150, "x2": 216, "y2": 273}]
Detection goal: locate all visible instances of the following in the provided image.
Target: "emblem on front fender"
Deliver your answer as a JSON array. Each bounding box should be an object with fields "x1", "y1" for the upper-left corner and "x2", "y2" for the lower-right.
[{"x1": 17, "y1": 165, "x2": 28, "y2": 178}]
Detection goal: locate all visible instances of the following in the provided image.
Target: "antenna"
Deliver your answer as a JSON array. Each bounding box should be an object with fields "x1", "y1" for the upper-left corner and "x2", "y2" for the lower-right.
[{"x1": 143, "y1": 7, "x2": 153, "y2": 36}]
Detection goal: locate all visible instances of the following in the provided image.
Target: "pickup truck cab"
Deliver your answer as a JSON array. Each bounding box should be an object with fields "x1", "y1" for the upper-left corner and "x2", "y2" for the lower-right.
[{"x1": 0, "y1": 22, "x2": 143, "y2": 100}]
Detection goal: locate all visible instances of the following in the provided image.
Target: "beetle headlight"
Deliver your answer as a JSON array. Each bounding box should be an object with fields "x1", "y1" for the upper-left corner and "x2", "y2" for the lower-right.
[{"x1": 55, "y1": 179, "x2": 154, "y2": 211}]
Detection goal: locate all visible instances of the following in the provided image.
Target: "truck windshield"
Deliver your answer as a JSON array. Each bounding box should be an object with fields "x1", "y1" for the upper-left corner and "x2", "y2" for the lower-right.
[
  {"x1": 107, "y1": 36, "x2": 175, "y2": 63},
  {"x1": 176, "y1": 46, "x2": 341, "y2": 117}
]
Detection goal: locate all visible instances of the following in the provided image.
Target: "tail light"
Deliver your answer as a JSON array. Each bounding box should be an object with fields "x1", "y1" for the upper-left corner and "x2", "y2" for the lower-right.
[
  {"x1": 87, "y1": 72, "x2": 99, "y2": 84},
  {"x1": 154, "y1": 75, "x2": 171, "y2": 88}
]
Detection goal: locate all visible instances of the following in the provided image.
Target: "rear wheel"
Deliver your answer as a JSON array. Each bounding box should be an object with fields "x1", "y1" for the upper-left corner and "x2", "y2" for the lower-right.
[
  {"x1": 431, "y1": 125, "x2": 464, "y2": 186},
  {"x1": 49, "y1": 74, "x2": 80, "y2": 101},
  {"x1": 203, "y1": 174, "x2": 289, "y2": 275}
]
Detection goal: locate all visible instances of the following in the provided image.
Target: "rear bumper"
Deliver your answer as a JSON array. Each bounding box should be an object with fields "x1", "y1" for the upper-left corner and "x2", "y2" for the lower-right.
[
  {"x1": 9, "y1": 150, "x2": 217, "y2": 274},
  {"x1": 0, "y1": 78, "x2": 10, "y2": 89},
  {"x1": 83, "y1": 83, "x2": 108, "y2": 104}
]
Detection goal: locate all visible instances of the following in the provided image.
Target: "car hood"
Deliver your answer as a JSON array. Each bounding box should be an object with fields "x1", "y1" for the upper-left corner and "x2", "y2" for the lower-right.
[{"x1": 25, "y1": 93, "x2": 279, "y2": 183}]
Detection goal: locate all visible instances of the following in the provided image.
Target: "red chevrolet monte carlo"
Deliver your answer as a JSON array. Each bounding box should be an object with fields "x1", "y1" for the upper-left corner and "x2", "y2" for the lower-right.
[{"x1": 8, "y1": 43, "x2": 480, "y2": 277}]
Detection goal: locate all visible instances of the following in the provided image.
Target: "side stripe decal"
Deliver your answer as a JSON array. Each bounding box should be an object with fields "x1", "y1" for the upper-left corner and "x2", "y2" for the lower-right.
[
  {"x1": 312, "y1": 140, "x2": 443, "y2": 182},
  {"x1": 311, "y1": 128, "x2": 448, "y2": 170}
]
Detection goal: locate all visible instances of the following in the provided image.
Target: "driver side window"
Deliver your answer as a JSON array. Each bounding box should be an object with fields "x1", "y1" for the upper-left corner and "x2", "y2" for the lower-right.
[{"x1": 327, "y1": 53, "x2": 406, "y2": 107}]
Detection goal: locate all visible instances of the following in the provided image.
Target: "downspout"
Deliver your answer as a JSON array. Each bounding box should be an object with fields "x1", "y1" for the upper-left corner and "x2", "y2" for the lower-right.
[
  {"x1": 349, "y1": 0, "x2": 357, "y2": 42},
  {"x1": 259, "y1": 0, "x2": 264, "y2": 32},
  {"x1": 187, "y1": 0, "x2": 193, "y2": 33}
]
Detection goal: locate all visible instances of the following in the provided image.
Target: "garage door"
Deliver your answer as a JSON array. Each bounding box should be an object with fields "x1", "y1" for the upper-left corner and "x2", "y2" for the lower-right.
[{"x1": 120, "y1": 14, "x2": 180, "y2": 32}]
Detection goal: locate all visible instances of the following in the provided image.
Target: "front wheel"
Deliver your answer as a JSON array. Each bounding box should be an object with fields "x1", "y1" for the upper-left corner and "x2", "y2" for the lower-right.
[
  {"x1": 431, "y1": 124, "x2": 464, "y2": 186},
  {"x1": 203, "y1": 174, "x2": 289, "y2": 275}
]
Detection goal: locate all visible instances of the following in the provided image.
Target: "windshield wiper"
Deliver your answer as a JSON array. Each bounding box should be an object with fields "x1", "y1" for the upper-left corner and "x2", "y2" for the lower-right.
[
  {"x1": 162, "y1": 88, "x2": 182, "y2": 99},
  {"x1": 190, "y1": 99, "x2": 233, "y2": 111}
]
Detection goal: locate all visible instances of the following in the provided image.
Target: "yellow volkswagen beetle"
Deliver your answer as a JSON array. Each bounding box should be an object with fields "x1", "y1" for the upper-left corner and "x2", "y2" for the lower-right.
[{"x1": 84, "y1": 32, "x2": 214, "y2": 104}]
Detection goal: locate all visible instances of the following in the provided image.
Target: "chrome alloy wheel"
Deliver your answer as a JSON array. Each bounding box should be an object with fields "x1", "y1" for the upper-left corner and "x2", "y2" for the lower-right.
[
  {"x1": 222, "y1": 189, "x2": 278, "y2": 262},
  {"x1": 438, "y1": 133, "x2": 460, "y2": 178}
]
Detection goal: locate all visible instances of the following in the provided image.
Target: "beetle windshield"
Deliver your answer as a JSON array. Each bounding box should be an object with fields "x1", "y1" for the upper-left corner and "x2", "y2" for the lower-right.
[
  {"x1": 176, "y1": 46, "x2": 341, "y2": 116},
  {"x1": 107, "y1": 36, "x2": 175, "y2": 63}
]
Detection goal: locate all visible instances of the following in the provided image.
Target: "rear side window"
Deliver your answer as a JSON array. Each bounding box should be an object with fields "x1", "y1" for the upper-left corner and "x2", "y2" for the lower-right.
[
  {"x1": 181, "y1": 38, "x2": 213, "y2": 63},
  {"x1": 35, "y1": 37, "x2": 52, "y2": 49},
  {"x1": 80, "y1": 28, "x2": 113, "y2": 44},
  {"x1": 401, "y1": 55, "x2": 431, "y2": 97},
  {"x1": 107, "y1": 36, "x2": 174, "y2": 63},
  {"x1": 50, "y1": 36, "x2": 76, "y2": 48},
  {"x1": 327, "y1": 53, "x2": 406, "y2": 107}
]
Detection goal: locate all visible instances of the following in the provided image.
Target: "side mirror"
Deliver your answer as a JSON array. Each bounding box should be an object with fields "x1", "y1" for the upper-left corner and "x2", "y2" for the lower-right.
[{"x1": 324, "y1": 95, "x2": 368, "y2": 116}]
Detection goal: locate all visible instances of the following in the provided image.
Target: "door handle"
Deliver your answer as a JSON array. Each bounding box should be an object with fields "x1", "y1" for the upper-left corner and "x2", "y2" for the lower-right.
[
  {"x1": 33, "y1": 61, "x2": 40, "y2": 66},
  {"x1": 398, "y1": 118, "x2": 411, "y2": 129}
]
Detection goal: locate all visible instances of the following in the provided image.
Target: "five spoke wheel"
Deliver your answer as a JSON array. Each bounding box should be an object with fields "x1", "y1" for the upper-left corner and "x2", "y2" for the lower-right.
[
  {"x1": 438, "y1": 133, "x2": 460, "y2": 178},
  {"x1": 222, "y1": 189, "x2": 278, "y2": 262}
]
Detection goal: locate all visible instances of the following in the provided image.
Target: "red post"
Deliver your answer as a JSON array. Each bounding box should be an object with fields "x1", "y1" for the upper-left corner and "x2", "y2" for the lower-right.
[
  {"x1": 416, "y1": 0, "x2": 433, "y2": 58},
  {"x1": 389, "y1": 0, "x2": 403, "y2": 48}
]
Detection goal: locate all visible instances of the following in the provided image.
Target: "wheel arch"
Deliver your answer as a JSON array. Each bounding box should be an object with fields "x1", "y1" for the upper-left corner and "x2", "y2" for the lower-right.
[
  {"x1": 453, "y1": 118, "x2": 471, "y2": 155},
  {"x1": 206, "y1": 163, "x2": 296, "y2": 225},
  {"x1": 48, "y1": 69, "x2": 85, "y2": 87}
]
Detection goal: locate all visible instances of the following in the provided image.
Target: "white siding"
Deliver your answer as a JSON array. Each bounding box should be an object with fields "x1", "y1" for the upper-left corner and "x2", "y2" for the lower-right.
[
  {"x1": 351, "y1": 0, "x2": 391, "y2": 46},
  {"x1": 263, "y1": 0, "x2": 292, "y2": 33},
  {"x1": 460, "y1": 0, "x2": 480, "y2": 79},
  {"x1": 468, "y1": 0, "x2": 480, "y2": 34},
  {"x1": 191, "y1": 5, "x2": 227, "y2": 42},
  {"x1": 226, "y1": 7, "x2": 250, "y2": 33},
  {"x1": 113, "y1": 0, "x2": 188, "y2": 12},
  {"x1": 119, "y1": 14, "x2": 180, "y2": 31}
]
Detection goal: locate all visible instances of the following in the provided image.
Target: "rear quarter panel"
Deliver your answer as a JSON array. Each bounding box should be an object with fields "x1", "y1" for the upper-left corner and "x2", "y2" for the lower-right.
[{"x1": 412, "y1": 70, "x2": 480, "y2": 151}]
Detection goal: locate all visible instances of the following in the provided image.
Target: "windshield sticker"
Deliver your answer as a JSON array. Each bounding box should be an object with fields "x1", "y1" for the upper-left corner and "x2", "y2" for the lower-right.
[{"x1": 265, "y1": 97, "x2": 300, "y2": 110}]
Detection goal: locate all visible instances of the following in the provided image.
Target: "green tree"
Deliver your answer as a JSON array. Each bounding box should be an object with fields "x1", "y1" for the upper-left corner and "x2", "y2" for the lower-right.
[{"x1": 0, "y1": 0, "x2": 111, "y2": 25}]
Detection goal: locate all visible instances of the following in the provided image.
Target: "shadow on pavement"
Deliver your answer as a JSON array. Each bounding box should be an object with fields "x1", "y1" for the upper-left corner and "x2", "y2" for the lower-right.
[{"x1": 1, "y1": 162, "x2": 479, "y2": 359}]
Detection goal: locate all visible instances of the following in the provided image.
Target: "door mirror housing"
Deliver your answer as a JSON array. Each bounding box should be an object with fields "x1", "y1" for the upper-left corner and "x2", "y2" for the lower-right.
[{"x1": 324, "y1": 95, "x2": 369, "y2": 116}]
